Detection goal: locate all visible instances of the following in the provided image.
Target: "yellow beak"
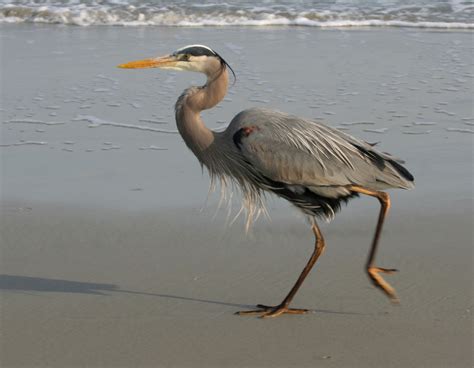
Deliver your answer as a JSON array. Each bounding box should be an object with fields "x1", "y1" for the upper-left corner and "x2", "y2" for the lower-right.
[{"x1": 117, "y1": 55, "x2": 178, "y2": 69}]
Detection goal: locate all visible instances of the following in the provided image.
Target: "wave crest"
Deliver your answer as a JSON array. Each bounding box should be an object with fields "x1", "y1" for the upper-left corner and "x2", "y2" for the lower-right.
[{"x1": 1, "y1": 4, "x2": 473, "y2": 29}]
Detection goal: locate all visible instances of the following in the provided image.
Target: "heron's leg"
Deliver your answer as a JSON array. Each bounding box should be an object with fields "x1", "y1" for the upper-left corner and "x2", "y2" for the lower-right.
[
  {"x1": 236, "y1": 219, "x2": 325, "y2": 318},
  {"x1": 349, "y1": 185, "x2": 399, "y2": 303}
]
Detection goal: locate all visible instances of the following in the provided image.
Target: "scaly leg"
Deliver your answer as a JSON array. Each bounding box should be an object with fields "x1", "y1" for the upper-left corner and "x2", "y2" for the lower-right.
[
  {"x1": 236, "y1": 219, "x2": 325, "y2": 318},
  {"x1": 349, "y1": 186, "x2": 399, "y2": 303}
]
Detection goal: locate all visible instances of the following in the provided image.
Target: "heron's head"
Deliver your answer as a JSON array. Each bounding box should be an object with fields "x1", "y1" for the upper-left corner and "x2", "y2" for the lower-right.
[{"x1": 118, "y1": 44, "x2": 235, "y2": 80}]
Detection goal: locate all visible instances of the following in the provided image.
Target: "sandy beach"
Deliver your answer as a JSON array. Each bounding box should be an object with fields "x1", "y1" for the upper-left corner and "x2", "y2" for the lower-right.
[{"x1": 1, "y1": 24, "x2": 473, "y2": 367}]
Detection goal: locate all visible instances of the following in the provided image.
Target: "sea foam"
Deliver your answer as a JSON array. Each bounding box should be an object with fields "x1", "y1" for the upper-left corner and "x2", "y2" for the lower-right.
[{"x1": 1, "y1": 1, "x2": 473, "y2": 29}]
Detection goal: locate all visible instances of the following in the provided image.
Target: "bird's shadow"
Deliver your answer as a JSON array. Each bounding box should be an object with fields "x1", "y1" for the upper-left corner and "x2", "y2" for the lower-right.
[{"x1": 0, "y1": 274, "x2": 363, "y2": 316}]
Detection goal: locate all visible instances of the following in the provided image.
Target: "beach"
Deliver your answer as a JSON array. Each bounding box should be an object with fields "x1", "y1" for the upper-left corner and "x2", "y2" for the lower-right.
[{"x1": 1, "y1": 24, "x2": 473, "y2": 367}]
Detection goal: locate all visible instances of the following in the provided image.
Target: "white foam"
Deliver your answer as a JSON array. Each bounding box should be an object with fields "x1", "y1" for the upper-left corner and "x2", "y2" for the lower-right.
[{"x1": 1, "y1": 4, "x2": 472, "y2": 29}]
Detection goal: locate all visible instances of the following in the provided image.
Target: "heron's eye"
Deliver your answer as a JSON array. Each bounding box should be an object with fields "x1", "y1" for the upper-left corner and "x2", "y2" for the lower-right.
[{"x1": 180, "y1": 54, "x2": 190, "y2": 61}]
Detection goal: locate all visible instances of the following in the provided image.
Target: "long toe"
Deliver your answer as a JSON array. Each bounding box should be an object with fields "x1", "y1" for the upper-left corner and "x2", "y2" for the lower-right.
[
  {"x1": 367, "y1": 266, "x2": 399, "y2": 303},
  {"x1": 261, "y1": 307, "x2": 309, "y2": 318},
  {"x1": 236, "y1": 304, "x2": 309, "y2": 318},
  {"x1": 375, "y1": 267, "x2": 399, "y2": 274}
]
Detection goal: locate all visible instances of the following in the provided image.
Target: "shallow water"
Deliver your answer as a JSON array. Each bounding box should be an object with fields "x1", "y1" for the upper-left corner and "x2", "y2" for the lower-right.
[{"x1": 1, "y1": 24, "x2": 473, "y2": 216}]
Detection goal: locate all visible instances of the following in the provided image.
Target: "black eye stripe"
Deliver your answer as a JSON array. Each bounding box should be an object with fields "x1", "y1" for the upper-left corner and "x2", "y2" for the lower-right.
[
  {"x1": 174, "y1": 46, "x2": 216, "y2": 57},
  {"x1": 172, "y1": 45, "x2": 237, "y2": 85}
]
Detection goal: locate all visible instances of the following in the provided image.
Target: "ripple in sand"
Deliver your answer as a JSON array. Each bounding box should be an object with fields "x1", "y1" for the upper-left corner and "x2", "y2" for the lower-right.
[
  {"x1": 139, "y1": 119, "x2": 167, "y2": 125},
  {"x1": 412, "y1": 122, "x2": 437, "y2": 126},
  {"x1": 441, "y1": 87, "x2": 459, "y2": 92},
  {"x1": 139, "y1": 145, "x2": 168, "y2": 151},
  {"x1": 363, "y1": 128, "x2": 388, "y2": 134},
  {"x1": 248, "y1": 97, "x2": 270, "y2": 103},
  {"x1": 445, "y1": 128, "x2": 473, "y2": 134},
  {"x1": 95, "y1": 74, "x2": 118, "y2": 83},
  {"x1": 340, "y1": 121, "x2": 375, "y2": 126},
  {"x1": 4, "y1": 119, "x2": 64, "y2": 126},
  {"x1": 338, "y1": 91, "x2": 359, "y2": 96},
  {"x1": 0, "y1": 140, "x2": 47, "y2": 147},
  {"x1": 402, "y1": 130, "x2": 432, "y2": 135},
  {"x1": 435, "y1": 109, "x2": 456, "y2": 116},
  {"x1": 93, "y1": 88, "x2": 111, "y2": 93},
  {"x1": 74, "y1": 115, "x2": 179, "y2": 134}
]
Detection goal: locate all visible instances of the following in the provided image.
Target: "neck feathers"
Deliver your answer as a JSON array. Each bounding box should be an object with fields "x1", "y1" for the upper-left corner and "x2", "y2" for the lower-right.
[{"x1": 175, "y1": 67, "x2": 229, "y2": 157}]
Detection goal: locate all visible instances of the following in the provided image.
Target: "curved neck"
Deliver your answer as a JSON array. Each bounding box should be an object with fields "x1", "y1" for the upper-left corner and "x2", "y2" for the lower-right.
[{"x1": 175, "y1": 67, "x2": 228, "y2": 158}]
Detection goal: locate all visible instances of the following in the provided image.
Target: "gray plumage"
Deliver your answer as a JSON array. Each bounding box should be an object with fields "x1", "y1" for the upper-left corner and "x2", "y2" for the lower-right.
[
  {"x1": 166, "y1": 52, "x2": 414, "y2": 228},
  {"x1": 199, "y1": 107, "x2": 414, "y2": 225},
  {"x1": 119, "y1": 44, "x2": 415, "y2": 316}
]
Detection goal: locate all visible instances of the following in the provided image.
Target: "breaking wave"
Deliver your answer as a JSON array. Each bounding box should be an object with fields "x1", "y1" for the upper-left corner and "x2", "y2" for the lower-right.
[{"x1": 1, "y1": 1, "x2": 473, "y2": 29}]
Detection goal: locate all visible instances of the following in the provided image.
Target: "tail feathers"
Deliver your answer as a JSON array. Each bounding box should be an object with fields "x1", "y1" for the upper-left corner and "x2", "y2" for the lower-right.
[
  {"x1": 388, "y1": 159, "x2": 414, "y2": 183},
  {"x1": 353, "y1": 143, "x2": 414, "y2": 188}
]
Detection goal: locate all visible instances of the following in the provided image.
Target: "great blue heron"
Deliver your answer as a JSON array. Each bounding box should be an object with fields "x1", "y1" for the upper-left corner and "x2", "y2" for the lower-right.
[{"x1": 119, "y1": 44, "x2": 414, "y2": 318}]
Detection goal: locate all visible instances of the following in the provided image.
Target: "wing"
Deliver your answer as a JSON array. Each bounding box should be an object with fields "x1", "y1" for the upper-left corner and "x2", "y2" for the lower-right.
[{"x1": 227, "y1": 108, "x2": 414, "y2": 194}]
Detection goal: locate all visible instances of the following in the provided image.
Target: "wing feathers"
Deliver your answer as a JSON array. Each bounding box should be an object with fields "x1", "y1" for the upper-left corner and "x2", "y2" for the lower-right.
[{"x1": 228, "y1": 108, "x2": 414, "y2": 191}]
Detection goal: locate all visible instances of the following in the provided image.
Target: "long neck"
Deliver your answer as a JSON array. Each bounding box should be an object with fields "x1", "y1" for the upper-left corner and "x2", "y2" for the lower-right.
[{"x1": 175, "y1": 67, "x2": 229, "y2": 158}]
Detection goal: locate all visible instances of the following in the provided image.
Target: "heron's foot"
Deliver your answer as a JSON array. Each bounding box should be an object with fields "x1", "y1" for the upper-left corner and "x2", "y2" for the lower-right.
[
  {"x1": 235, "y1": 304, "x2": 309, "y2": 318},
  {"x1": 367, "y1": 266, "x2": 399, "y2": 303}
]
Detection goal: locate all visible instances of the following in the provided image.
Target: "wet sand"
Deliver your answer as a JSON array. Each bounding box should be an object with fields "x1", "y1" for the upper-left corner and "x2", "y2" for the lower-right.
[{"x1": 1, "y1": 25, "x2": 473, "y2": 367}]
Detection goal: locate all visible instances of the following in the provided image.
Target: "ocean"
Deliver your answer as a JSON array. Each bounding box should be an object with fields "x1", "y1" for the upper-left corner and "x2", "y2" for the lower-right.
[{"x1": 1, "y1": 0, "x2": 473, "y2": 28}]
